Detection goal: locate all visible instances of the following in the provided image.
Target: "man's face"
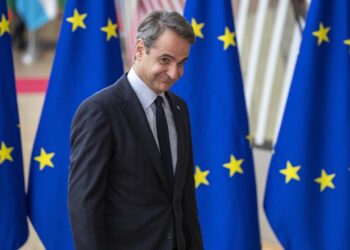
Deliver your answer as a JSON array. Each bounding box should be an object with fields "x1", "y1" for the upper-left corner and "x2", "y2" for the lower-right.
[{"x1": 134, "y1": 29, "x2": 191, "y2": 94}]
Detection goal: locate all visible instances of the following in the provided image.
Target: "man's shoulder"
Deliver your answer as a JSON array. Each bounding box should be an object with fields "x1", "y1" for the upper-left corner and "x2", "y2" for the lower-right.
[{"x1": 81, "y1": 74, "x2": 129, "y2": 106}]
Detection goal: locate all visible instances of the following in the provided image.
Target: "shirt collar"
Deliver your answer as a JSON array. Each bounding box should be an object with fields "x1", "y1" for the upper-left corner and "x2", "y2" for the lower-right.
[{"x1": 128, "y1": 67, "x2": 166, "y2": 109}]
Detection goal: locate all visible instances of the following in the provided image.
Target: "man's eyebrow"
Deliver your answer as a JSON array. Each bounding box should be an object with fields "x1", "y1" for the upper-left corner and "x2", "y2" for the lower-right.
[
  {"x1": 158, "y1": 53, "x2": 189, "y2": 62},
  {"x1": 181, "y1": 57, "x2": 189, "y2": 62},
  {"x1": 158, "y1": 53, "x2": 175, "y2": 59}
]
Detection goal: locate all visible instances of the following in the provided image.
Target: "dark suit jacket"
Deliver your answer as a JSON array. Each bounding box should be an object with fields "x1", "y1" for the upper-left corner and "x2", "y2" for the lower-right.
[{"x1": 68, "y1": 75, "x2": 203, "y2": 250}]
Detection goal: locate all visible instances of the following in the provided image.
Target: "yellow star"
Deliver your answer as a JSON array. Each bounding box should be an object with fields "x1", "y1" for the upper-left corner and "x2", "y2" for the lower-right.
[
  {"x1": 66, "y1": 9, "x2": 87, "y2": 32},
  {"x1": 218, "y1": 27, "x2": 236, "y2": 50},
  {"x1": 191, "y1": 18, "x2": 204, "y2": 38},
  {"x1": 223, "y1": 154, "x2": 243, "y2": 177},
  {"x1": 194, "y1": 166, "x2": 210, "y2": 188},
  {"x1": 0, "y1": 142, "x2": 14, "y2": 164},
  {"x1": 246, "y1": 134, "x2": 254, "y2": 147},
  {"x1": 34, "y1": 148, "x2": 55, "y2": 171},
  {"x1": 314, "y1": 169, "x2": 335, "y2": 192},
  {"x1": 279, "y1": 161, "x2": 301, "y2": 183},
  {"x1": 312, "y1": 23, "x2": 330, "y2": 46},
  {"x1": 101, "y1": 19, "x2": 118, "y2": 41},
  {"x1": 0, "y1": 14, "x2": 11, "y2": 36},
  {"x1": 344, "y1": 39, "x2": 350, "y2": 47}
]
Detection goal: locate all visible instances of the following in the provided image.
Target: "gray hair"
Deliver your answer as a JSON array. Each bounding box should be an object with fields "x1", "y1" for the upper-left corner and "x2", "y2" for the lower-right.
[{"x1": 136, "y1": 10, "x2": 195, "y2": 52}]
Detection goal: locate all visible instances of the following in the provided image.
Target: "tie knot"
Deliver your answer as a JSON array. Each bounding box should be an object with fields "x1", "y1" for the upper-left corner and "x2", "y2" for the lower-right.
[{"x1": 155, "y1": 96, "x2": 164, "y2": 108}]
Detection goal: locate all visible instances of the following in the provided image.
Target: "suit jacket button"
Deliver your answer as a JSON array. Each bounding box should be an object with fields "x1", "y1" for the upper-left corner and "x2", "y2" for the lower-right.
[{"x1": 167, "y1": 232, "x2": 174, "y2": 239}]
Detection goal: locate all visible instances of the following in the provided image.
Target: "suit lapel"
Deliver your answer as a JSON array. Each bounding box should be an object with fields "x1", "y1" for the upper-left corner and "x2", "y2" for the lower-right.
[
  {"x1": 166, "y1": 92, "x2": 187, "y2": 196},
  {"x1": 114, "y1": 77, "x2": 173, "y2": 198}
]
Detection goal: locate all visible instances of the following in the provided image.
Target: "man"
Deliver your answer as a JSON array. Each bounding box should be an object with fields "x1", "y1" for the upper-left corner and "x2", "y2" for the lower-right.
[{"x1": 68, "y1": 10, "x2": 203, "y2": 250}]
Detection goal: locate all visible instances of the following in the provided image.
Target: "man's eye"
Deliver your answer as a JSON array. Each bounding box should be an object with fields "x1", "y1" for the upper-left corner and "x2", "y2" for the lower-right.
[
  {"x1": 160, "y1": 58, "x2": 170, "y2": 64},
  {"x1": 178, "y1": 61, "x2": 186, "y2": 67}
]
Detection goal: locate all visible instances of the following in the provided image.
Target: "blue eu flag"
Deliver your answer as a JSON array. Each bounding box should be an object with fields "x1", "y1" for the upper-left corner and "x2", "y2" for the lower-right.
[
  {"x1": 265, "y1": 0, "x2": 350, "y2": 249},
  {"x1": 0, "y1": 0, "x2": 28, "y2": 249},
  {"x1": 172, "y1": 0, "x2": 261, "y2": 249},
  {"x1": 27, "y1": 0, "x2": 124, "y2": 248}
]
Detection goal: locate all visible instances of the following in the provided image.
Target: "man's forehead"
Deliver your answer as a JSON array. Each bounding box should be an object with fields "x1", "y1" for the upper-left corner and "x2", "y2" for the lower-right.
[
  {"x1": 158, "y1": 52, "x2": 189, "y2": 60},
  {"x1": 156, "y1": 29, "x2": 190, "y2": 44},
  {"x1": 153, "y1": 38, "x2": 190, "y2": 53},
  {"x1": 153, "y1": 47, "x2": 189, "y2": 60}
]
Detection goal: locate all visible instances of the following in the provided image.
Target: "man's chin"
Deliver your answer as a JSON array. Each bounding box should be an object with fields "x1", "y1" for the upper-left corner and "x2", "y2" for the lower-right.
[{"x1": 159, "y1": 83, "x2": 173, "y2": 92}]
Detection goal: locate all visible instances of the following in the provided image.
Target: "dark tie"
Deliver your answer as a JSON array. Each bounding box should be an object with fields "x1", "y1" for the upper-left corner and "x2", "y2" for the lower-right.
[{"x1": 155, "y1": 96, "x2": 174, "y2": 179}]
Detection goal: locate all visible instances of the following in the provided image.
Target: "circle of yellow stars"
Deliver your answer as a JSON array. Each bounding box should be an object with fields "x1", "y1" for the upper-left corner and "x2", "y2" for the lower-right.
[
  {"x1": 194, "y1": 135, "x2": 253, "y2": 189},
  {"x1": 0, "y1": 142, "x2": 14, "y2": 164},
  {"x1": 66, "y1": 9, "x2": 118, "y2": 41},
  {"x1": 314, "y1": 169, "x2": 335, "y2": 192},
  {"x1": 282, "y1": 20, "x2": 350, "y2": 191},
  {"x1": 279, "y1": 160, "x2": 336, "y2": 192},
  {"x1": 191, "y1": 17, "x2": 236, "y2": 50},
  {"x1": 34, "y1": 148, "x2": 55, "y2": 171},
  {"x1": 0, "y1": 14, "x2": 11, "y2": 37},
  {"x1": 246, "y1": 134, "x2": 254, "y2": 147},
  {"x1": 218, "y1": 27, "x2": 236, "y2": 50},
  {"x1": 312, "y1": 22, "x2": 350, "y2": 50},
  {"x1": 223, "y1": 155, "x2": 244, "y2": 177},
  {"x1": 312, "y1": 23, "x2": 330, "y2": 46},
  {"x1": 66, "y1": 9, "x2": 87, "y2": 31},
  {"x1": 194, "y1": 154, "x2": 245, "y2": 189},
  {"x1": 191, "y1": 18, "x2": 204, "y2": 38},
  {"x1": 280, "y1": 161, "x2": 301, "y2": 184},
  {"x1": 101, "y1": 18, "x2": 118, "y2": 41},
  {"x1": 195, "y1": 166, "x2": 210, "y2": 188}
]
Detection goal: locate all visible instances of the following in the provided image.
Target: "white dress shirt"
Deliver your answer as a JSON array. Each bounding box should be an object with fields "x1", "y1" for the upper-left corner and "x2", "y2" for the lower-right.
[{"x1": 127, "y1": 67, "x2": 178, "y2": 172}]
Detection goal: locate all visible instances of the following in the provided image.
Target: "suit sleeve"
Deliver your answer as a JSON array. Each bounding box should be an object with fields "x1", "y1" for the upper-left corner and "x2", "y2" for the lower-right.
[
  {"x1": 68, "y1": 100, "x2": 113, "y2": 250},
  {"x1": 181, "y1": 104, "x2": 204, "y2": 250}
]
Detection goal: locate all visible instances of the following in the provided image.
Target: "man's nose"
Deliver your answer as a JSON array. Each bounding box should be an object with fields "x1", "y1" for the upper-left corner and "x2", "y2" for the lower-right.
[{"x1": 167, "y1": 64, "x2": 180, "y2": 80}]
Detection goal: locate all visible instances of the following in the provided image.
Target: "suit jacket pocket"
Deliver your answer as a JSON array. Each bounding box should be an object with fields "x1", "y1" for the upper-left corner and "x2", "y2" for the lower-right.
[{"x1": 107, "y1": 215, "x2": 139, "y2": 232}]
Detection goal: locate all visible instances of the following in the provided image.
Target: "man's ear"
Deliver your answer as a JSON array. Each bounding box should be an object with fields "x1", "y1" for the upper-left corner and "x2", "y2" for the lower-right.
[{"x1": 135, "y1": 39, "x2": 145, "y2": 60}]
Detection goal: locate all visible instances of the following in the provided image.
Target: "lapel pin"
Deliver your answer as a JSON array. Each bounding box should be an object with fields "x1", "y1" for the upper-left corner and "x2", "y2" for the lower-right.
[{"x1": 176, "y1": 105, "x2": 181, "y2": 110}]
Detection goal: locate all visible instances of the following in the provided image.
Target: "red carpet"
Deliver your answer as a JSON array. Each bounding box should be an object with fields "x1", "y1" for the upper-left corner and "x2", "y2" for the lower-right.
[{"x1": 16, "y1": 78, "x2": 48, "y2": 93}]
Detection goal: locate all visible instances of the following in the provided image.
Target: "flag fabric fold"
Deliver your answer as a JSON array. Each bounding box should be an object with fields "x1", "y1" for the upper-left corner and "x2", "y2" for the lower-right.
[
  {"x1": 16, "y1": 0, "x2": 57, "y2": 31},
  {"x1": 0, "y1": 0, "x2": 28, "y2": 249},
  {"x1": 264, "y1": 0, "x2": 350, "y2": 249},
  {"x1": 172, "y1": 0, "x2": 261, "y2": 249},
  {"x1": 27, "y1": 0, "x2": 124, "y2": 248}
]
